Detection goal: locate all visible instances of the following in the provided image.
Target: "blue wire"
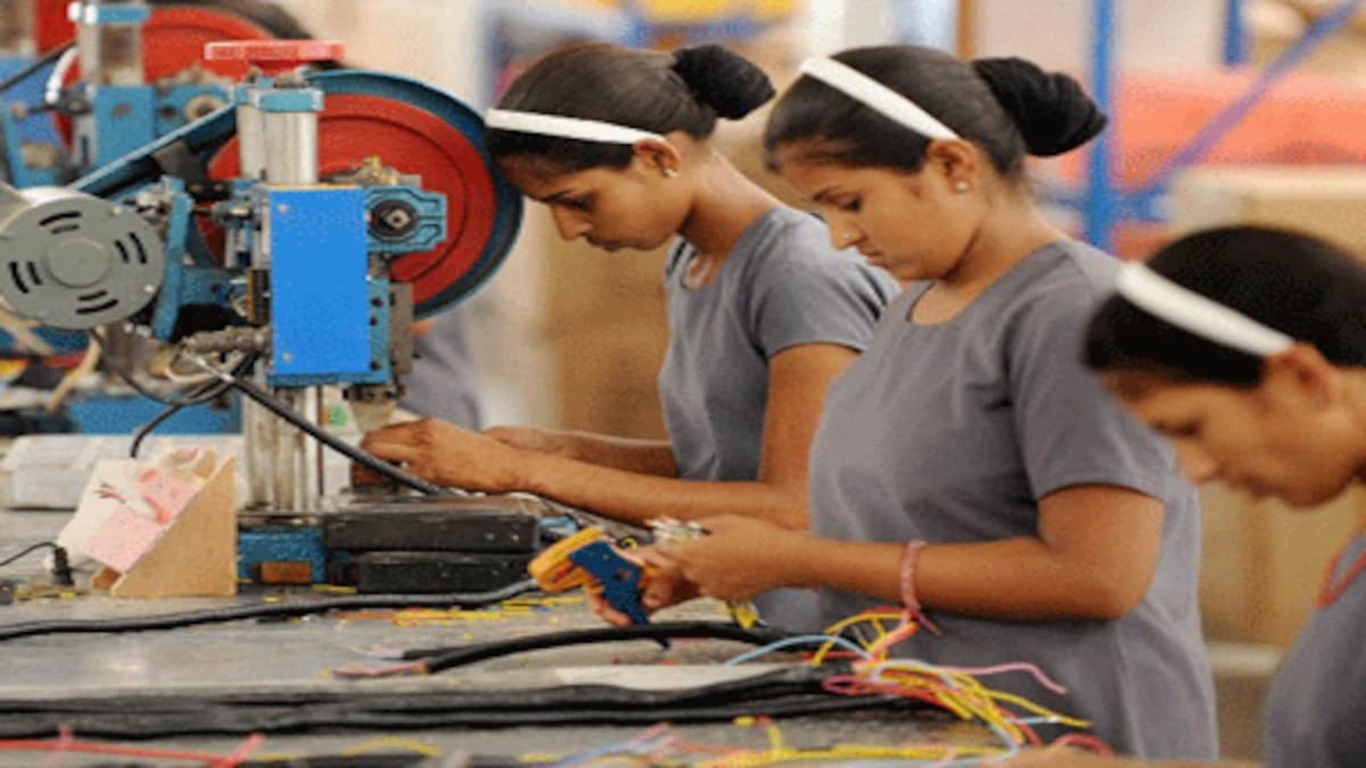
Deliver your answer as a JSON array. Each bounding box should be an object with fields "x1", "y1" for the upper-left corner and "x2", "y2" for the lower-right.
[
  {"x1": 722, "y1": 634, "x2": 873, "y2": 666},
  {"x1": 536, "y1": 731, "x2": 670, "y2": 767}
]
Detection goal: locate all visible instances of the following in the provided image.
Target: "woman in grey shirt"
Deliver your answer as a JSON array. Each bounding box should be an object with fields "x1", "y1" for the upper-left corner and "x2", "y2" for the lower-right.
[
  {"x1": 1004, "y1": 227, "x2": 1366, "y2": 768},
  {"x1": 362, "y1": 44, "x2": 896, "y2": 624},
  {"x1": 623, "y1": 47, "x2": 1217, "y2": 759}
]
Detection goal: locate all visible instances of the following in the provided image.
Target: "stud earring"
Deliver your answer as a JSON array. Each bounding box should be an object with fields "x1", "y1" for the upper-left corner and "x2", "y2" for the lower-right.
[
  {"x1": 953, "y1": 181, "x2": 970, "y2": 193},
  {"x1": 663, "y1": 167, "x2": 679, "y2": 179}
]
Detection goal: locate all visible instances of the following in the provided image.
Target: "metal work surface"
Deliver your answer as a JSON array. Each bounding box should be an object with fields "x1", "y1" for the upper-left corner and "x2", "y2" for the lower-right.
[{"x1": 0, "y1": 508, "x2": 991, "y2": 766}]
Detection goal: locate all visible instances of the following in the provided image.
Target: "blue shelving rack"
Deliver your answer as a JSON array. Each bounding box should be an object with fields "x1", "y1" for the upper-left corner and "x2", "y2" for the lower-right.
[{"x1": 1076, "y1": 0, "x2": 1366, "y2": 251}]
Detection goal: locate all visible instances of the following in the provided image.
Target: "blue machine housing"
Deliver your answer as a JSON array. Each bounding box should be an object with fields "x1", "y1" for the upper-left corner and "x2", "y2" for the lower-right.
[
  {"x1": 0, "y1": 54, "x2": 67, "y2": 188},
  {"x1": 265, "y1": 186, "x2": 375, "y2": 388}
]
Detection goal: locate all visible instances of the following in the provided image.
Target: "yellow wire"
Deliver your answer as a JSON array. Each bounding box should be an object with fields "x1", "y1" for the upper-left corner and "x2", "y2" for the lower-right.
[
  {"x1": 339, "y1": 736, "x2": 442, "y2": 758},
  {"x1": 693, "y1": 743, "x2": 1007, "y2": 767},
  {"x1": 811, "y1": 610, "x2": 906, "y2": 664}
]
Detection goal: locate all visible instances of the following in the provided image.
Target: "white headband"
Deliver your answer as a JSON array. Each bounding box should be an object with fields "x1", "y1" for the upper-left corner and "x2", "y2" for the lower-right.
[
  {"x1": 484, "y1": 109, "x2": 666, "y2": 145},
  {"x1": 1115, "y1": 263, "x2": 1294, "y2": 358},
  {"x1": 798, "y1": 57, "x2": 960, "y2": 141}
]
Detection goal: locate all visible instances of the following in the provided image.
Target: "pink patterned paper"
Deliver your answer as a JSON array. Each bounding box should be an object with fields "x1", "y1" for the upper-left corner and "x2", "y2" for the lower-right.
[
  {"x1": 138, "y1": 469, "x2": 200, "y2": 524},
  {"x1": 84, "y1": 506, "x2": 166, "y2": 573}
]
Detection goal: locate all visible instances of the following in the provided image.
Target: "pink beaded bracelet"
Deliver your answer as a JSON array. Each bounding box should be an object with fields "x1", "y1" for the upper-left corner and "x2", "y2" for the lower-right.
[{"x1": 899, "y1": 539, "x2": 941, "y2": 635}]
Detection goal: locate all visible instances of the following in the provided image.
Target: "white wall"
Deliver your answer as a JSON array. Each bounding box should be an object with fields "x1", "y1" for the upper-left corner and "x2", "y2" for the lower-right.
[
  {"x1": 973, "y1": 0, "x2": 1225, "y2": 75},
  {"x1": 810, "y1": 0, "x2": 1227, "y2": 75}
]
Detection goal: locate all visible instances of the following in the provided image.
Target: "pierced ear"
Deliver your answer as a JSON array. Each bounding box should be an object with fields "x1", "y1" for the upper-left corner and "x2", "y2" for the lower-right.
[
  {"x1": 1264, "y1": 342, "x2": 1340, "y2": 409},
  {"x1": 631, "y1": 138, "x2": 683, "y2": 179},
  {"x1": 924, "y1": 139, "x2": 980, "y2": 191}
]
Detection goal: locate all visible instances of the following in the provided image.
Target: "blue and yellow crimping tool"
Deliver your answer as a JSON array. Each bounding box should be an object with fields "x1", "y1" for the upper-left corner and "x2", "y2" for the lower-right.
[{"x1": 529, "y1": 528, "x2": 665, "y2": 646}]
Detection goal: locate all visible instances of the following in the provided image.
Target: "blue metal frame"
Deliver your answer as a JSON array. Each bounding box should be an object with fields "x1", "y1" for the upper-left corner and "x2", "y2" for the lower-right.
[
  {"x1": 1085, "y1": 0, "x2": 1118, "y2": 251},
  {"x1": 1076, "y1": 0, "x2": 1365, "y2": 251},
  {"x1": 1223, "y1": 0, "x2": 1248, "y2": 66},
  {"x1": 145, "y1": 180, "x2": 236, "y2": 341},
  {"x1": 0, "y1": 54, "x2": 68, "y2": 187}
]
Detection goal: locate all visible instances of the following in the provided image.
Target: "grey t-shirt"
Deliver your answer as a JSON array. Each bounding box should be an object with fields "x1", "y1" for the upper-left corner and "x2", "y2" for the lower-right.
[
  {"x1": 658, "y1": 207, "x2": 898, "y2": 628},
  {"x1": 401, "y1": 306, "x2": 483, "y2": 429},
  {"x1": 1264, "y1": 533, "x2": 1366, "y2": 768},
  {"x1": 809, "y1": 241, "x2": 1217, "y2": 759}
]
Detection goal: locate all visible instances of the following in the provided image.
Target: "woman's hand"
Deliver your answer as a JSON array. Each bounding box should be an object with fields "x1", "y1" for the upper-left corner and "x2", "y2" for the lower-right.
[
  {"x1": 657, "y1": 515, "x2": 808, "y2": 602},
  {"x1": 360, "y1": 418, "x2": 526, "y2": 492},
  {"x1": 484, "y1": 425, "x2": 576, "y2": 459},
  {"x1": 586, "y1": 545, "x2": 701, "y2": 626}
]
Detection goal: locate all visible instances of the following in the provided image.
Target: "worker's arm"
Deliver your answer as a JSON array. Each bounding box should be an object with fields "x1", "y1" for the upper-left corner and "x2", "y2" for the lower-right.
[
  {"x1": 655, "y1": 484, "x2": 1164, "y2": 621},
  {"x1": 361, "y1": 343, "x2": 857, "y2": 530},
  {"x1": 483, "y1": 426, "x2": 678, "y2": 477}
]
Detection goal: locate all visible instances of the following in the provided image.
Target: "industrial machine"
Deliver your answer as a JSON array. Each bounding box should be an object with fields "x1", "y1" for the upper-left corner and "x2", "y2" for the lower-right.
[
  {"x1": 0, "y1": 0, "x2": 339, "y2": 434},
  {"x1": 0, "y1": 12, "x2": 530, "y2": 588},
  {"x1": 2, "y1": 0, "x2": 318, "y2": 188}
]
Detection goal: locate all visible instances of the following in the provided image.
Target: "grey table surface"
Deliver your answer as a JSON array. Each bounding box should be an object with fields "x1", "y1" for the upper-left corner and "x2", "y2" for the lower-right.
[{"x1": 0, "y1": 508, "x2": 994, "y2": 767}]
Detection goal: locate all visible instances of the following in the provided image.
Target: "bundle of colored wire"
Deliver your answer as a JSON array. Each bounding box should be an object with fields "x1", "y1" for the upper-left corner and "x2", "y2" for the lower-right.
[{"x1": 722, "y1": 607, "x2": 1102, "y2": 759}]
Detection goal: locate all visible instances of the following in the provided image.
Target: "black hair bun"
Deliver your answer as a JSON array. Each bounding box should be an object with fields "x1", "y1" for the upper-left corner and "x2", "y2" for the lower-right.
[
  {"x1": 671, "y1": 44, "x2": 775, "y2": 120},
  {"x1": 971, "y1": 57, "x2": 1107, "y2": 157}
]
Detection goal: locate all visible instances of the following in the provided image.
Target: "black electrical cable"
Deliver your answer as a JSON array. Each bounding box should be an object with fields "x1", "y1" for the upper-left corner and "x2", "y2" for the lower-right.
[
  {"x1": 0, "y1": 578, "x2": 538, "y2": 642},
  {"x1": 0, "y1": 665, "x2": 922, "y2": 738},
  {"x1": 184, "y1": 353, "x2": 453, "y2": 497},
  {"x1": 89, "y1": 334, "x2": 441, "y2": 494},
  {"x1": 2, "y1": 695, "x2": 904, "y2": 739},
  {"x1": 7, "y1": 665, "x2": 832, "y2": 714},
  {"x1": 1, "y1": 694, "x2": 909, "y2": 739},
  {"x1": 0, "y1": 43, "x2": 74, "y2": 97},
  {"x1": 87, "y1": 330, "x2": 234, "y2": 409},
  {"x1": 0, "y1": 541, "x2": 55, "y2": 567},
  {"x1": 128, "y1": 352, "x2": 259, "y2": 458},
  {"x1": 403, "y1": 621, "x2": 806, "y2": 673}
]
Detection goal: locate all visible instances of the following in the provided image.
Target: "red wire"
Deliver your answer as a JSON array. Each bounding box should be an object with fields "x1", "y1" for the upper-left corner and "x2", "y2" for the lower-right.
[
  {"x1": 212, "y1": 732, "x2": 266, "y2": 768},
  {"x1": 1051, "y1": 732, "x2": 1114, "y2": 756},
  {"x1": 0, "y1": 738, "x2": 227, "y2": 762}
]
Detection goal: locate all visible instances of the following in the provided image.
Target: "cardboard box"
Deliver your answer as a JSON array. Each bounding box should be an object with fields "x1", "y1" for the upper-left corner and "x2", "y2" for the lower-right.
[{"x1": 1171, "y1": 165, "x2": 1366, "y2": 254}]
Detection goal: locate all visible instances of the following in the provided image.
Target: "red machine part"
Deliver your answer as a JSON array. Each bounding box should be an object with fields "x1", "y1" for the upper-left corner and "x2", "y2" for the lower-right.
[
  {"x1": 204, "y1": 39, "x2": 345, "y2": 76},
  {"x1": 35, "y1": 1, "x2": 277, "y2": 79},
  {"x1": 34, "y1": 2, "x2": 282, "y2": 144},
  {"x1": 208, "y1": 94, "x2": 501, "y2": 311}
]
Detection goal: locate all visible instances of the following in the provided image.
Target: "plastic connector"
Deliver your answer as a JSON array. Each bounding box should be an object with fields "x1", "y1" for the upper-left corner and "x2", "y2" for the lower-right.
[{"x1": 49, "y1": 546, "x2": 74, "y2": 587}]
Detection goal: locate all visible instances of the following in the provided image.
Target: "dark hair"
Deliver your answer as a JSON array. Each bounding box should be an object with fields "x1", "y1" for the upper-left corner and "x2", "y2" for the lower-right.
[
  {"x1": 1085, "y1": 226, "x2": 1366, "y2": 386},
  {"x1": 762, "y1": 46, "x2": 1106, "y2": 178},
  {"x1": 486, "y1": 43, "x2": 774, "y2": 172}
]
